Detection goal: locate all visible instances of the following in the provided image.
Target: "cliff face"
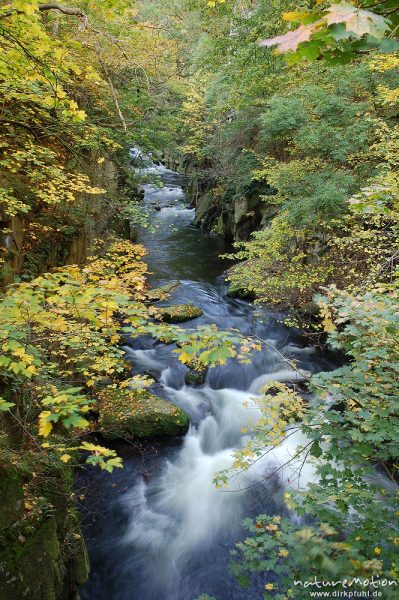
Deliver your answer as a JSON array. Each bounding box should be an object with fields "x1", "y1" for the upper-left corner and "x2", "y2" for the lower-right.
[
  {"x1": 0, "y1": 155, "x2": 122, "y2": 285},
  {"x1": 162, "y1": 152, "x2": 275, "y2": 242},
  {"x1": 192, "y1": 182, "x2": 276, "y2": 242},
  {"x1": 183, "y1": 171, "x2": 275, "y2": 242}
]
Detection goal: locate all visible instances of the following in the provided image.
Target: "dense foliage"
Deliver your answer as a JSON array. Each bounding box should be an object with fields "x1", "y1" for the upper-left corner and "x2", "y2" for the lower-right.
[
  {"x1": 0, "y1": 0, "x2": 182, "y2": 280},
  {"x1": 0, "y1": 0, "x2": 398, "y2": 598},
  {"x1": 218, "y1": 284, "x2": 399, "y2": 598},
  {"x1": 226, "y1": 54, "x2": 399, "y2": 311},
  {"x1": 0, "y1": 0, "x2": 174, "y2": 483},
  {"x1": 140, "y1": 1, "x2": 399, "y2": 598},
  {"x1": 0, "y1": 4, "x2": 261, "y2": 584}
]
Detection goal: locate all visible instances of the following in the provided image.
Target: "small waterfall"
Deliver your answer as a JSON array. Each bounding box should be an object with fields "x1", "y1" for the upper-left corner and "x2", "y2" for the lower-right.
[
  {"x1": 249, "y1": 368, "x2": 311, "y2": 394},
  {"x1": 120, "y1": 374, "x2": 317, "y2": 600}
]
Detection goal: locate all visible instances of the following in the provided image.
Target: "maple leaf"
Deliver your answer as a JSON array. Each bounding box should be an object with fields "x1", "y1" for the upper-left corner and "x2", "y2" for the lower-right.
[
  {"x1": 326, "y1": 3, "x2": 389, "y2": 40},
  {"x1": 282, "y1": 11, "x2": 311, "y2": 22},
  {"x1": 259, "y1": 21, "x2": 322, "y2": 53},
  {"x1": 178, "y1": 351, "x2": 192, "y2": 364},
  {"x1": 38, "y1": 411, "x2": 53, "y2": 437}
]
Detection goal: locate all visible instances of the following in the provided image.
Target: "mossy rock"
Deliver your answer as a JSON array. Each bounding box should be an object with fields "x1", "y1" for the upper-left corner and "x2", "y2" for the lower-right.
[
  {"x1": 0, "y1": 463, "x2": 24, "y2": 531},
  {"x1": 184, "y1": 359, "x2": 208, "y2": 386},
  {"x1": 98, "y1": 388, "x2": 189, "y2": 439},
  {"x1": 227, "y1": 281, "x2": 255, "y2": 299},
  {"x1": 193, "y1": 191, "x2": 215, "y2": 226},
  {"x1": 39, "y1": 465, "x2": 75, "y2": 538},
  {"x1": 0, "y1": 472, "x2": 89, "y2": 600},
  {"x1": 155, "y1": 304, "x2": 203, "y2": 323},
  {"x1": 66, "y1": 514, "x2": 90, "y2": 586},
  {"x1": 71, "y1": 532, "x2": 90, "y2": 586},
  {"x1": 185, "y1": 370, "x2": 207, "y2": 386},
  {"x1": 0, "y1": 516, "x2": 62, "y2": 600},
  {"x1": 300, "y1": 301, "x2": 320, "y2": 316},
  {"x1": 147, "y1": 280, "x2": 181, "y2": 301}
]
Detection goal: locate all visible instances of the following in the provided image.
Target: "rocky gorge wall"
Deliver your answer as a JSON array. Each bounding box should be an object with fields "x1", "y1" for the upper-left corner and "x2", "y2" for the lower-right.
[
  {"x1": 0, "y1": 461, "x2": 89, "y2": 600},
  {"x1": 0, "y1": 154, "x2": 125, "y2": 285},
  {"x1": 191, "y1": 178, "x2": 276, "y2": 242},
  {"x1": 162, "y1": 152, "x2": 276, "y2": 242}
]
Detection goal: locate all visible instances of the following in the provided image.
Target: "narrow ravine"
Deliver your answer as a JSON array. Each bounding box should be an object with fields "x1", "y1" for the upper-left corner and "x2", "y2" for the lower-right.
[{"x1": 78, "y1": 163, "x2": 338, "y2": 600}]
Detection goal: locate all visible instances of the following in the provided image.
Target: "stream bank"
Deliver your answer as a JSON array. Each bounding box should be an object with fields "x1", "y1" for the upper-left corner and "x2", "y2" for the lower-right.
[{"x1": 0, "y1": 154, "x2": 131, "y2": 600}]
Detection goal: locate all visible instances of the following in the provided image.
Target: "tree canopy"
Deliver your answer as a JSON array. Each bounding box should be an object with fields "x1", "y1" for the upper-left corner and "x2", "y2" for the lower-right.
[{"x1": 0, "y1": 0, "x2": 398, "y2": 598}]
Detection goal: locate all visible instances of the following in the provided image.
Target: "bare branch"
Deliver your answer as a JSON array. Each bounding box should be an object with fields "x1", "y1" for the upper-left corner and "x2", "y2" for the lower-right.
[
  {"x1": 94, "y1": 46, "x2": 128, "y2": 134},
  {"x1": 38, "y1": 3, "x2": 88, "y2": 30},
  {"x1": 1, "y1": 3, "x2": 88, "y2": 30}
]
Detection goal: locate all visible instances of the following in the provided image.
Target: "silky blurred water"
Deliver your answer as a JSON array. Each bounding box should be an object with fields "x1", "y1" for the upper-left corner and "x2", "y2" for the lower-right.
[{"x1": 78, "y1": 161, "x2": 338, "y2": 600}]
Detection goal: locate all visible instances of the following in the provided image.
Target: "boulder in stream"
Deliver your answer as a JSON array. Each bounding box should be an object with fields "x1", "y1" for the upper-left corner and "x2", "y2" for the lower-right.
[
  {"x1": 185, "y1": 370, "x2": 206, "y2": 386},
  {"x1": 98, "y1": 388, "x2": 189, "y2": 439},
  {"x1": 227, "y1": 279, "x2": 255, "y2": 300},
  {"x1": 184, "y1": 358, "x2": 208, "y2": 386},
  {"x1": 147, "y1": 280, "x2": 181, "y2": 302},
  {"x1": 155, "y1": 303, "x2": 203, "y2": 323}
]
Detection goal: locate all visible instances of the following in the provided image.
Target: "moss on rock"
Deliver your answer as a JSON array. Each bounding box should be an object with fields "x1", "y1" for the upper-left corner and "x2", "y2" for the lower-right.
[
  {"x1": 0, "y1": 460, "x2": 89, "y2": 600},
  {"x1": 0, "y1": 463, "x2": 24, "y2": 530},
  {"x1": 0, "y1": 516, "x2": 61, "y2": 600},
  {"x1": 185, "y1": 371, "x2": 206, "y2": 386},
  {"x1": 69, "y1": 523, "x2": 90, "y2": 586},
  {"x1": 227, "y1": 279, "x2": 255, "y2": 299},
  {"x1": 98, "y1": 388, "x2": 189, "y2": 439},
  {"x1": 147, "y1": 280, "x2": 181, "y2": 301},
  {"x1": 184, "y1": 358, "x2": 208, "y2": 386},
  {"x1": 155, "y1": 304, "x2": 203, "y2": 323}
]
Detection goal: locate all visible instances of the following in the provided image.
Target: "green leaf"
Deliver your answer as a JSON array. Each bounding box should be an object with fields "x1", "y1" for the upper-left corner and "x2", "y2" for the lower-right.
[
  {"x1": 329, "y1": 23, "x2": 351, "y2": 41},
  {"x1": 379, "y1": 37, "x2": 399, "y2": 52},
  {"x1": 310, "y1": 441, "x2": 323, "y2": 458},
  {"x1": 0, "y1": 398, "x2": 15, "y2": 412}
]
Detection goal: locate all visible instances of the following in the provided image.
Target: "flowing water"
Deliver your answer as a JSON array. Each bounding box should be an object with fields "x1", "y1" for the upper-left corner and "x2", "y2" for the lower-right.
[{"x1": 78, "y1": 162, "x2": 338, "y2": 600}]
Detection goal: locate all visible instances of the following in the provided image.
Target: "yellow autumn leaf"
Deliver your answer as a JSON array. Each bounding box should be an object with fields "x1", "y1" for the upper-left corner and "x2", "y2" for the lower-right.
[
  {"x1": 12, "y1": 347, "x2": 26, "y2": 358},
  {"x1": 38, "y1": 411, "x2": 52, "y2": 437},
  {"x1": 178, "y1": 351, "x2": 192, "y2": 364},
  {"x1": 323, "y1": 318, "x2": 336, "y2": 333},
  {"x1": 282, "y1": 11, "x2": 310, "y2": 22},
  {"x1": 264, "y1": 583, "x2": 274, "y2": 590}
]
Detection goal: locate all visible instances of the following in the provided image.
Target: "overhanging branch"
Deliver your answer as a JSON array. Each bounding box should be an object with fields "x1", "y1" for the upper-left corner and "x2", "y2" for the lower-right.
[
  {"x1": 39, "y1": 3, "x2": 88, "y2": 30},
  {"x1": 0, "y1": 3, "x2": 88, "y2": 30}
]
